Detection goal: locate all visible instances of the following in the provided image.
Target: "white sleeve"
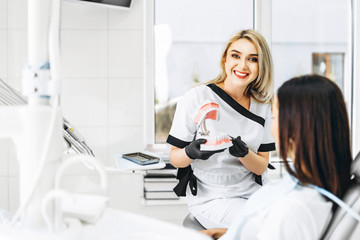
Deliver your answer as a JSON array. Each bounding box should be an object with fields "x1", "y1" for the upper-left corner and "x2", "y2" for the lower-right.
[
  {"x1": 258, "y1": 104, "x2": 275, "y2": 152},
  {"x1": 167, "y1": 89, "x2": 199, "y2": 148}
]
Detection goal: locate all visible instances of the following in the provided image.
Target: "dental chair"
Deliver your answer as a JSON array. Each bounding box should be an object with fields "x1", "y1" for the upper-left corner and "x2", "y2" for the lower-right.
[
  {"x1": 322, "y1": 151, "x2": 360, "y2": 240},
  {"x1": 321, "y1": 183, "x2": 360, "y2": 239}
]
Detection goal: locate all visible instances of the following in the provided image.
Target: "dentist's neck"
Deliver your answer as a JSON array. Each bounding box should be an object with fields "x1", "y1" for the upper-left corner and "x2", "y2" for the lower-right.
[{"x1": 218, "y1": 80, "x2": 247, "y2": 103}]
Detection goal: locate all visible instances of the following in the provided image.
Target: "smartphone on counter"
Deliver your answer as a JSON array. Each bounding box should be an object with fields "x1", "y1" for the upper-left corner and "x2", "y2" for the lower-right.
[{"x1": 122, "y1": 152, "x2": 160, "y2": 165}]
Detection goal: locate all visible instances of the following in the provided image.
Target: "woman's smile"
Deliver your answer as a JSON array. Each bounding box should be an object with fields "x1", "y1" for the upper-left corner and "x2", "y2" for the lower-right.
[{"x1": 233, "y1": 70, "x2": 249, "y2": 79}]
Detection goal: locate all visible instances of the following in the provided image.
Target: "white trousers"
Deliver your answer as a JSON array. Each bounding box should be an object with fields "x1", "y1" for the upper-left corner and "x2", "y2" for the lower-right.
[{"x1": 193, "y1": 198, "x2": 247, "y2": 229}]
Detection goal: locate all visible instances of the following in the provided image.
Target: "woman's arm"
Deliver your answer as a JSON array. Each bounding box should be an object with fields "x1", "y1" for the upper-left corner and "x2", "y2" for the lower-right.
[
  {"x1": 169, "y1": 146, "x2": 193, "y2": 168},
  {"x1": 239, "y1": 151, "x2": 269, "y2": 175},
  {"x1": 229, "y1": 137, "x2": 271, "y2": 175}
]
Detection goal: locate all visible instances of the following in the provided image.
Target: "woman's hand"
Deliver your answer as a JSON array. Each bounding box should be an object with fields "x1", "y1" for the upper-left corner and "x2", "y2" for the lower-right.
[
  {"x1": 169, "y1": 139, "x2": 224, "y2": 168},
  {"x1": 200, "y1": 228, "x2": 228, "y2": 239},
  {"x1": 185, "y1": 139, "x2": 225, "y2": 160},
  {"x1": 229, "y1": 136, "x2": 248, "y2": 158},
  {"x1": 229, "y1": 136, "x2": 269, "y2": 175}
]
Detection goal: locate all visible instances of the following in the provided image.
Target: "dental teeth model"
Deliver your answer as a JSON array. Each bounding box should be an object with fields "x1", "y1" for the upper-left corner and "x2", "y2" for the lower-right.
[
  {"x1": 193, "y1": 102, "x2": 233, "y2": 151},
  {"x1": 194, "y1": 102, "x2": 220, "y2": 124},
  {"x1": 200, "y1": 134, "x2": 233, "y2": 151}
]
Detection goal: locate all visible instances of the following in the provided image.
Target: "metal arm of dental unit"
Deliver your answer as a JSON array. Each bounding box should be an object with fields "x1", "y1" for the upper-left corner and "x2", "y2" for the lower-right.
[
  {"x1": 0, "y1": 78, "x2": 95, "y2": 157},
  {"x1": 0, "y1": 0, "x2": 68, "y2": 229}
]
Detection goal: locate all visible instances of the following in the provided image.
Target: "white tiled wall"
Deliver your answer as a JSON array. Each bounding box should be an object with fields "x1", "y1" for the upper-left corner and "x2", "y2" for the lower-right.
[
  {"x1": 61, "y1": 77, "x2": 108, "y2": 126},
  {"x1": 108, "y1": 78, "x2": 143, "y2": 126},
  {"x1": 108, "y1": 0, "x2": 143, "y2": 30},
  {"x1": 0, "y1": 30, "x2": 7, "y2": 78},
  {"x1": 61, "y1": 30, "x2": 108, "y2": 78},
  {"x1": 0, "y1": 0, "x2": 149, "y2": 218},
  {"x1": 61, "y1": 1, "x2": 108, "y2": 29},
  {"x1": 0, "y1": 139, "x2": 9, "y2": 177},
  {"x1": 8, "y1": 176, "x2": 19, "y2": 214},
  {"x1": 0, "y1": 0, "x2": 7, "y2": 29},
  {"x1": 0, "y1": 177, "x2": 8, "y2": 211},
  {"x1": 7, "y1": 0, "x2": 27, "y2": 29},
  {"x1": 108, "y1": 31, "x2": 144, "y2": 78},
  {"x1": 7, "y1": 30, "x2": 27, "y2": 80}
]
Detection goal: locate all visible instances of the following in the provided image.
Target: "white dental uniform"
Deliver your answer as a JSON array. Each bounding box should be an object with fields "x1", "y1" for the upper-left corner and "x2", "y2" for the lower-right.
[
  {"x1": 221, "y1": 174, "x2": 333, "y2": 240},
  {"x1": 167, "y1": 83, "x2": 275, "y2": 228}
]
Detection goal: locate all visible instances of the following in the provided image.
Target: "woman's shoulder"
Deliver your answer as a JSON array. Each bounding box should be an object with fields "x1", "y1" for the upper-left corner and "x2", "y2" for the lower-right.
[
  {"x1": 175, "y1": 85, "x2": 211, "y2": 111},
  {"x1": 250, "y1": 94, "x2": 272, "y2": 117},
  {"x1": 180, "y1": 84, "x2": 214, "y2": 104},
  {"x1": 183, "y1": 84, "x2": 209, "y2": 96},
  {"x1": 279, "y1": 186, "x2": 332, "y2": 213},
  {"x1": 192, "y1": 83, "x2": 212, "y2": 93},
  {"x1": 287, "y1": 186, "x2": 322, "y2": 199}
]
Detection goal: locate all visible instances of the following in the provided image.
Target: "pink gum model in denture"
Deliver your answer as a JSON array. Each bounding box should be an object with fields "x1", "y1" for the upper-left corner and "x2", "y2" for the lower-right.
[
  {"x1": 193, "y1": 102, "x2": 233, "y2": 151},
  {"x1": 200, "y1": 135, "x2": 233, "y2": 151}
]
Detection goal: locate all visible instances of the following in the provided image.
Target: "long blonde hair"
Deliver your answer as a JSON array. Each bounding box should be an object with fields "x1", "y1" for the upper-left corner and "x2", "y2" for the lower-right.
[{"x1": 208, "y1": 29, "x2": 274, "y2": 103}]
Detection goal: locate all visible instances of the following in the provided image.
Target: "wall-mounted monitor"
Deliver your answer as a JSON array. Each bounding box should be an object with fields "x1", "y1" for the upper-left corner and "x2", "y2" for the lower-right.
[{"x1": 76, "y1": 0, "x2": 132, "y2": 10}]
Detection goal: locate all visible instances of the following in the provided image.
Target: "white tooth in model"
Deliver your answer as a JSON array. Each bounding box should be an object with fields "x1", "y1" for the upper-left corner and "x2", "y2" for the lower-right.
[{"x1": 200, "y1": 134, "x2": 233, "y2": 151}]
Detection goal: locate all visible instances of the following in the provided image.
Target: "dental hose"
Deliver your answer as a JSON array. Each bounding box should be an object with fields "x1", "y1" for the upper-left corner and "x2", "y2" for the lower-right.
[
  {"x1": 10, "y1": 0, "x2": 62, "y2": 226},
  {"x1": 10, "y1": 96, "x2": 60, "y2": 226}
]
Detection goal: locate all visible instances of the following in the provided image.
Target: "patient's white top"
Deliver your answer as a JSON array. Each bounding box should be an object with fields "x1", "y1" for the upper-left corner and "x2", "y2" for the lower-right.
[
  {"x1": 221, "y1": 174, "x2": 333, "y2": 240},
  {"x1": 241, "y1": 187, "x2": 333, "y2": 239}
]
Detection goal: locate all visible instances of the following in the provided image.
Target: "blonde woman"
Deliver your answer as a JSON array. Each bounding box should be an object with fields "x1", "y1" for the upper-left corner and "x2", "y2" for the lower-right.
[{"x1": 167, "y1": 29, "x2": 275, "y2": 229}]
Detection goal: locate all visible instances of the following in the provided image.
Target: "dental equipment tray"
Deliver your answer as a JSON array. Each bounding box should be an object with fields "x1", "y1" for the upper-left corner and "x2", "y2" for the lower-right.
[{"x1": 122, "y1": 152, "x2": 160, "y2": 165}]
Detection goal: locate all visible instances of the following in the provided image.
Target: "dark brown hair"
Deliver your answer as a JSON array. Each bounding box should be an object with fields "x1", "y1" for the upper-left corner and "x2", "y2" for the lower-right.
[{"x1": 277, "y1": 74, "x2": 352, "y2": 197}]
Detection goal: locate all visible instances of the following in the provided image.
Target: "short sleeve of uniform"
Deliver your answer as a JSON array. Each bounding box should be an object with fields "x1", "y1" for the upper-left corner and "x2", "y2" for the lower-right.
[
  {"x1": 166, "y1": 89, "x2": 199, "y2": 148},
  {"x1": 257, "y1": 104, "x2": 275, "y2": 152}
]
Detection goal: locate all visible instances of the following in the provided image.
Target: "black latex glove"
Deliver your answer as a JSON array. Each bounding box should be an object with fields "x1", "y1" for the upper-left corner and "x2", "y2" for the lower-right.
[
  {"x1": 229, "y1": 136, "x2": 249, "y2": 158},
  {"x1": 185, "y1": 138, "x2": 224, "y2": 160}
]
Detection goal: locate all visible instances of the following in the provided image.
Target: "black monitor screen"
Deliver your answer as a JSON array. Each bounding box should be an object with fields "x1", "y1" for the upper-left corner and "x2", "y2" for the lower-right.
[{"x1": 80, "y1": 0, "x2": 132, "y2": 8}]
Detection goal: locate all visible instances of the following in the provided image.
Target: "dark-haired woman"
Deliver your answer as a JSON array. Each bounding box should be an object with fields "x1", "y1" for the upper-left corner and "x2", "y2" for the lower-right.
[{"x1": 201, "y1": 74, "x2": 354, "y2": 239}]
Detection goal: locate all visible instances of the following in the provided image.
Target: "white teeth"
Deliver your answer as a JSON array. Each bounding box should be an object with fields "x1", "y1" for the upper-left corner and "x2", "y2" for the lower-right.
[
  {"x1": 234, "y1": 71, "x2": 247, "y2": 77},
  {"x1": 207, "y1": 135, "x2": 227, "y2": 141}
]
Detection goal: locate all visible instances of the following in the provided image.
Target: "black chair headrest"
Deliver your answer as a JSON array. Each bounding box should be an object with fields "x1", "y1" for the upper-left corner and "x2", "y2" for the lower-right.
[{"x1": 351, "y1": 151, "x2": 360, "y2": 181}]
